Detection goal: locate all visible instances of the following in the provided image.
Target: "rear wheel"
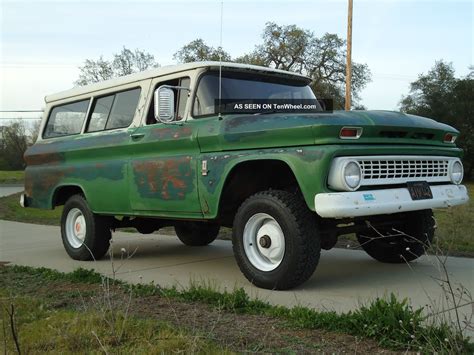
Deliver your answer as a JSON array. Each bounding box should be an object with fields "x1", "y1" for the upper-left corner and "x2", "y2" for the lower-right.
[
  {"x1": 174, "y1": 222, "x2": 220, "y2": 246},
  {"x1": 232, "y1": 190, "x2": 320, "y2": 290},
  {"x1": 61, "y1": 195, "x2": 111, "y2": 260},
  {"x1": 356, "y1": 209, "x2": 435, "y2": 263}
]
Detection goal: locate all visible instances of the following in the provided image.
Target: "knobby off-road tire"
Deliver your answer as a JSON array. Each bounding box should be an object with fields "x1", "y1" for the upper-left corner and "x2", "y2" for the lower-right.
[
  {"x1": 174, "y1": 222, "x2": 220, "y2": 246},
  {"x1": 232, "y1": 190, "x2": 321, "y2": 290},
  {"x1": 61, "y1": 195, "x2": 111, "y2": 261},
  {"x1": 356, "y1": 209, "x2": 435, "y2": 263}
]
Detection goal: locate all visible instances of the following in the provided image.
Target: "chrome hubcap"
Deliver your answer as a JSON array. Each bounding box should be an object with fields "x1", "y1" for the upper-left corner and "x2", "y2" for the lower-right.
[
  {"x1": 65, "y1": 208, "x2": 86, "y2": 248},
  {"x1": 243, "y1": 213, "x2": 285, "y2": 271}
]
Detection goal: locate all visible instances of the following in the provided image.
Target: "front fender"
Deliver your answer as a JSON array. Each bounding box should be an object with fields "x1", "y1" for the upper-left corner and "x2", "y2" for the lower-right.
[
  {"x1": 197, "y1": 144, "x2": 463, "y2": 220},
  {"x1": 197, "y1": 146, "x2": 332, "y2": 218}
]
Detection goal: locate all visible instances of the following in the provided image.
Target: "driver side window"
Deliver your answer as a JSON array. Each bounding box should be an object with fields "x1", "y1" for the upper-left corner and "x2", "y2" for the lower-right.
[{"x1": 146, "y1": 77, "x2": 190, "y2": 124}]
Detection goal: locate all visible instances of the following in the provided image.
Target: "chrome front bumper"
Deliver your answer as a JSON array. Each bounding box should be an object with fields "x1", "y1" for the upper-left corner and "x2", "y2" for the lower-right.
[{"x1": 314, "y1": 184, "x2": 469, "y2": 218}]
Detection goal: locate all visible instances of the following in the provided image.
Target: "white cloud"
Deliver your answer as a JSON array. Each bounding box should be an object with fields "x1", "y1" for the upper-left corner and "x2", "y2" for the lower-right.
[
  {"x1": 1, "y1": 64, "x2": 79, "y2": 111},
  {"x1": 1, "y1": 0, "x2": 472, "y2": 112}
]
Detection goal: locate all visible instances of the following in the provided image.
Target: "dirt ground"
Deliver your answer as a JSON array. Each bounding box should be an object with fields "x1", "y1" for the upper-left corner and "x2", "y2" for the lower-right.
[{"x1": 1, "y1": 265, "x2": 403, "y2": 353}]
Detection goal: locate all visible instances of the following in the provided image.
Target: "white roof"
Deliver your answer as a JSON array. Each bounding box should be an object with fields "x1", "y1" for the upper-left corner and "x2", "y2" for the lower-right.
[{"x1": 45, "y1": 61, "x2": 311, "y2": 103}]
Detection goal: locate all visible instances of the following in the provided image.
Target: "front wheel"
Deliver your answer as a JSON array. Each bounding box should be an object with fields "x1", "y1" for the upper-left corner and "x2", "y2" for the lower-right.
[
  {"x1": 61, "y1": 195, "x2": 111, "y2": 260},
  {"x1": 356, "y1": 209, "x2": 435, "y2": 263},
  {"x1": 232, "y1": 190, "x2": 321, "y2": 290}
]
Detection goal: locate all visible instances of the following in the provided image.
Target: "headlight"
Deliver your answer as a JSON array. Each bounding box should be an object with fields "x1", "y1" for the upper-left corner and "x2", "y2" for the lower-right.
[
  {"x1": 328, "y1": 159, "x2": 363, "y2": 191},
  {"x1": 450, "y1": 160, "x2": 463, "y2": 184},
  {"x1": 343, "y1": 161, "x2": 362, "y2": 190}
]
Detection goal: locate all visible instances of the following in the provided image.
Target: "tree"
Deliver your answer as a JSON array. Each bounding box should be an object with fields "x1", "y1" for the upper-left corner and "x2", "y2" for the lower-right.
[
  {"x1": 306, "y1": 33, "x2": 371, "y2": 109},
  {"x1": 173, "y1": 24, "x2": 371, "y2": 108},
  {"x1": 236, "y1": 23, "x2": 310, "y2": 72},
  {"x1": 75, "y1": 47, "x2": 159, "y2": 86},
  {"x1": 400, "y1": 61, "x2": 473, "y2": 178},
  {"x1": 400, "y1": 61, "x2": 457, "y2": 120},
  {"x1": 236, "y1": 23, "x2": 372, "y2": 109},
  {"x1": 452, "y1": 76, "x2": 474, "y2": 178},
  {"x1": 29, "y1": 120, "x2": 41, "y2": 144},
  {"x1": 173, "y1": 39, "x2": 231, "y2": 63},
  {"x1": 0, "y1": 122, "x2": 29, "y2": 170}
]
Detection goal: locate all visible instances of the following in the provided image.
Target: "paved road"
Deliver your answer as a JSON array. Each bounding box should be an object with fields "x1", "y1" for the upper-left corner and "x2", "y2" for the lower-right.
[
  {"x1": 1, "y1": 219, "x2": 473, "y2": 332},
  {"x1": 0, "y1": 184, "x2": 23, "y2": 197}
]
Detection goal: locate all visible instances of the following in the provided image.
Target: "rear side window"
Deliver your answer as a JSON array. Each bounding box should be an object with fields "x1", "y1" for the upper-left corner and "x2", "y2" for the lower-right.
[
  {"x1": 87, "y1": 88, "x2": 141, "y2": 132},
  {"x1": 43, "y1": 100, "x2": 90, "y2": 138}
]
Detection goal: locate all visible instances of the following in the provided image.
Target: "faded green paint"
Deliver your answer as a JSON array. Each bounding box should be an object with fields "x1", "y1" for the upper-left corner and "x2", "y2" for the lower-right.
[
  {"x1": 216, "y1": 111, "x2": 457, "y2": 150},
  {"x1": 196, "y1": 144, "x2": 461, "y2": 218},
  {"x1": 24, "y1": 130, "x2": 131, "y2": 212},
  {"x1": 24, "y1": 92, "x2": 462, "y2": 221},
  {"x1": 127, "y1": 123, "x2": 202, "y2": 215}
]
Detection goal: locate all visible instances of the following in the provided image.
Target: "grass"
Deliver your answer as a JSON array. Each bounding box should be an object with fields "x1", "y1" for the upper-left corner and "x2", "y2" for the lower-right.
[
  {"x1": 0, "y1": 192, "x2": 62, "y2": 225},
  {"x1": 0, "y1": 293, "x2": 226, "y2": 353},
  {"x1": 1, "y1": 182, "x2": 472, "y2": 256},
  {"x1": 0, "y1": 170, "x2": 24, "y2": 184},
  {"x1": 159, "y1": 283, "x2": 469, "y2": 352},
  {"x1": 1, "y1": 265, "x2": 472, "y2": 353},
  {"x1": 431, "y1": 182, "x2": 474, "y2": 256}
]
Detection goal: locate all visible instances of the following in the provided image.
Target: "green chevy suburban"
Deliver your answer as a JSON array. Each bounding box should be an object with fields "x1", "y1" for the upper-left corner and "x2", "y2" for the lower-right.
[{"x1": 22, "y1": 62, "x2": 469, "y2": 290}]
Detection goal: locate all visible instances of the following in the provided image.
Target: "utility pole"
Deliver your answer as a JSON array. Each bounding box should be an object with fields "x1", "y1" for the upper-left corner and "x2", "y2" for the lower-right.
[{"x1": 345, "y1": 0, "x2": 353, "y2": 111}]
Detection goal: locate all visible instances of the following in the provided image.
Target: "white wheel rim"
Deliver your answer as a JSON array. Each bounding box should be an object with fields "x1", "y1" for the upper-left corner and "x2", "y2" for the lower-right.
[
  {"x1": 65, "y1": 208, "x2": 86, "y2": 249},
  {"x1": 243, "y1": 213, "x2": 285, "y2": 271}
]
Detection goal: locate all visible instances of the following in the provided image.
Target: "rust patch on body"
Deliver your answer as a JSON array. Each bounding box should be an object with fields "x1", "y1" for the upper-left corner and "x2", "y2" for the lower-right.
[
  {"x1": 225, "y1": 115, "x2": 261, "y2": 130},
  {"x1": 25, "y1": 166, "x2": 74, "y2": 208},
  {"x1": 24, "y1": 150, "x2": 64, "y2": 166},
  {"x1": 133, "y1": 156, "x2": 194, "y2": 200},
  {"x1": 150, "y1": 126, "x2": 193, "y2": 140}
]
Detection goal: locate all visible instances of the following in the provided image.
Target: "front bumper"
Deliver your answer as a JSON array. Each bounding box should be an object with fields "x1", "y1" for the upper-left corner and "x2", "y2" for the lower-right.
[
  {"x1": 20, "y1": 193, "x2": 27, "y2": 207},
  {"x1": 314, "y1": 184, "x2": 469, "y2": 218}
]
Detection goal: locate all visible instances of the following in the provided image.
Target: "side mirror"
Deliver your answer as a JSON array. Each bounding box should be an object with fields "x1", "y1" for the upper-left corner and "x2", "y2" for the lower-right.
[{"x1": 154, "y1": 86, "x2": 175, "y2": 123}]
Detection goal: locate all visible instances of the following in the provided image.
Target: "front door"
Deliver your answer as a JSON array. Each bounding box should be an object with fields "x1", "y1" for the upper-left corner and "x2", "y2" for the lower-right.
[{"x1": 128, "y1": 76, "x2": 202, "y2": 217}]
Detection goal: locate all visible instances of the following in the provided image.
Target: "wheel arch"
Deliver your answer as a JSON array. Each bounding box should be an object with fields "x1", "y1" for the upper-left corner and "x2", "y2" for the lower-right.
[
  {"x1": 214, "y1": 157, "x2": 306, "y2": 226},
  {"x1": 52, "y1": 184, "x2": 88, "y2": 208}
]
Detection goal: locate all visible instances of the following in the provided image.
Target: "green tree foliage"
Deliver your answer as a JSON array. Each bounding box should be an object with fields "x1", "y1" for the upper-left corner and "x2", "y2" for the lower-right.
[
  {"x1": 174, "y1": 23, "x2": 371, "y2": 109},
  {"x1": 234, "y1": 24, "x2": 372, "y2": 108},
  {"x1": 0, "y1": 122, "x2": 29, "y2": 170},
  {"x1": 400, "y1": 61, "x2": 474, "y2": 178},
  {"x1": 75, "y1": 47, "x2": 159, "y2": 86},
  {"x1": 173, "y1": 38, "x2": 231, "y2": 63},
  {"x1": 236, "y1": 23, "x2": 311, "y2": 72}
]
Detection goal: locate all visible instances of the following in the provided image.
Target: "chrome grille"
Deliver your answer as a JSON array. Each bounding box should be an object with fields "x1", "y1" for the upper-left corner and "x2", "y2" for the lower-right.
[{"x1": 356, "y1": 156, "x2": 451, "y2": 186}]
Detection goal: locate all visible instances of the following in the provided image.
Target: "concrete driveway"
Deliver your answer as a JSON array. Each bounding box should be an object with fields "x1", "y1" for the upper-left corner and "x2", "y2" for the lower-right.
[
  {"x1": 1, "y1": 219, "x2": 473, "y2": 331},
  {"x1": 0, "y1": 184, "x2": 23, "y2": 197}
]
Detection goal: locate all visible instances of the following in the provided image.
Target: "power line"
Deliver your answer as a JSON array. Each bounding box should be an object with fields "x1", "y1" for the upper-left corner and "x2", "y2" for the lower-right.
[
  {"x1": 0, "y1": 117, "x2": 41, "y2": 120},
  {"x1": 0, "y1": 110, "x2": 43, "y2": 113}
]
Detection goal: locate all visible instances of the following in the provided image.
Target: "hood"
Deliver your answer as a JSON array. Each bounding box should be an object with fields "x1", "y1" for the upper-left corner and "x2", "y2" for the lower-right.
[{"x1": 209, "y1": 110, "x2": 459, "y2": 151}]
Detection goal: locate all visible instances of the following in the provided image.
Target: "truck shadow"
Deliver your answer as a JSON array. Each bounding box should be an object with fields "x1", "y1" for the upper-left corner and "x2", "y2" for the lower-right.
[
  {"x1": 295, "y1": 248, "x2": 462, "y2": 295},
  {"x1": 108, "y1": 233, "x2": 442, "y2": 293}
]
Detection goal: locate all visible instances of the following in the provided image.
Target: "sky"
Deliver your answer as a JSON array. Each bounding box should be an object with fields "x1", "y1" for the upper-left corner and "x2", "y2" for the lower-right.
[{"x1": 0, "y1": 0, "x2": 472, "y2": 121}]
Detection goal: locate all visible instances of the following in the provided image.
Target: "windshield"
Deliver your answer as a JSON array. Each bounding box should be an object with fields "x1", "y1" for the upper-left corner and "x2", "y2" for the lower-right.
[{"x1": 193, "y1": 71, "x2": 316, "y2": 117}]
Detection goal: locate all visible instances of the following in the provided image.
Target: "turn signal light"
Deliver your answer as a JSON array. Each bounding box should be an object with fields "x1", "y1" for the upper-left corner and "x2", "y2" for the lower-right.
[
  {"x1": 444, "y1": 133, "x2": 457, "y2": 143},
  {"x1": 340, "y1": 127, "x2": 362, "y2": 139}
]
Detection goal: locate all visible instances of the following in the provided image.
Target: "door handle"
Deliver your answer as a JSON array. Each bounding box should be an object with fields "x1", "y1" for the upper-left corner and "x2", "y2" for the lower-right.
[{"x1": 130, "y1": 132, "x2": 145, "y2": 140}]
